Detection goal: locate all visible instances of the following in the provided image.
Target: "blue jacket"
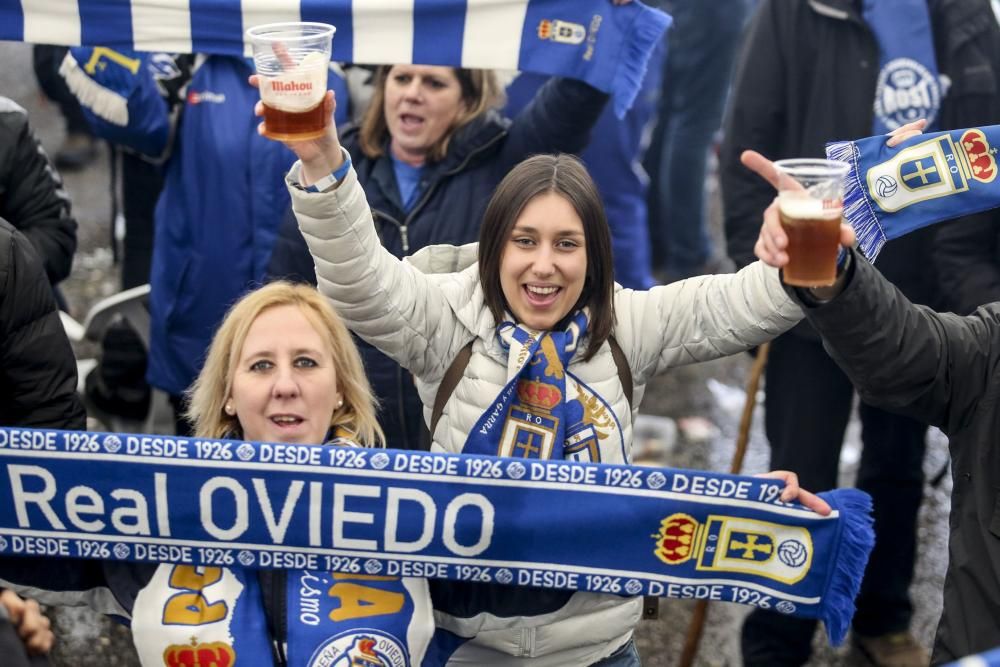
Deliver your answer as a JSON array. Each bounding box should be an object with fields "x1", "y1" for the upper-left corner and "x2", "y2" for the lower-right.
[
  {"x1": 268, "y1": 77, "x2": 607, "y2": 449},
  {"x1": 63, "y1": 50, "x2": 347, "y2": 395}
]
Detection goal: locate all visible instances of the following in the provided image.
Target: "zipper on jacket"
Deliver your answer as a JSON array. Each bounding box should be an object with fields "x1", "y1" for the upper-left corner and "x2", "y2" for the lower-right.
[
  {"x1": 372, "y1": 129, "x2": 510, "y2": 256},
  {"x1": 516, "y1": 627, "x2": 536, "y2": 657}
]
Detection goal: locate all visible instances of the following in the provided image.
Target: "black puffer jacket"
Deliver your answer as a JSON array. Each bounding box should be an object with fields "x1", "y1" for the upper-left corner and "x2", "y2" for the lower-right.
[
  {"x1": 722, "y1": 0, "x2": 1000, "y2": 331},
  {"x1": 796, "y1": 251, "x2": 1000, "y2": 663},
  {"x1": 269, "y1": 77, "x2": 607, "y2": 449},
  {"x1": 0, "y1": 97, "x2": 77, "y2": 285},
  {"x1": 0, "y1": 218, "x2": 85, "y2": 429}
]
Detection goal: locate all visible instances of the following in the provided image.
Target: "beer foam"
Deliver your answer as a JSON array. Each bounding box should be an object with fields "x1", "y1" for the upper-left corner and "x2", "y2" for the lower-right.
[{"x1": 778, "y1": 194, "x2": 842, "y2": 220}]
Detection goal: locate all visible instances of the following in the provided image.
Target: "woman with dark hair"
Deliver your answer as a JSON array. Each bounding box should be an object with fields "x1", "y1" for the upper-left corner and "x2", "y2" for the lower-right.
[
  {"x1": 262, "y1": 85, "x2": 832, "y2": 664},
  {"x1": 267, "y1": 60, "x2": 610, "y2": 451}
]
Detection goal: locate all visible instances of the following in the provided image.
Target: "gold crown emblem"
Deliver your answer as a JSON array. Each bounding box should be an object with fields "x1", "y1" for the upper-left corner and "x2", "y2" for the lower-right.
[
  {"x1": 517, "y1": 379, "x2": 562, "y2": 411},
  {"x1": 163, "y1": 640, "x2": 235, "y2": 667},
  {"x1": 654, "y1": 513, "x2": 699, "y2": 565},
  {"x1": 961, "y1": 128, "x2": 997, "y2": 183}
]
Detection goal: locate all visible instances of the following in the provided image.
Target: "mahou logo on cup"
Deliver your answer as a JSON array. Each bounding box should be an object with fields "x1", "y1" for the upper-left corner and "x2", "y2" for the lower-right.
[{"x1": 248, "y1": 22, "x2": 335, "y2": 141}]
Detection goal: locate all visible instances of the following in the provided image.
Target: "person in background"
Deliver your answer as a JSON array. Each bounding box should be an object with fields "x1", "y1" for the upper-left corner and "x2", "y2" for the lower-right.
[
  {"x1": 751, "y1": 150, "x2": 1000, "y2": 662},
  {"x1": 32, "y1": 45, "x2": 97, "y2": 170},
  {"x1": 0, "y1": 217, "x2": 84, "y2": 430},
  {"x1": 268, "y1": 62, "x2": 609, "y2": 450},
  {"x1": 60, "y1": 49, "x2": 349, "y2": 434},
  {"x1": 934, "y1": 210, "x2": 1000, "y2": 315},
  {"x1": 720, "y1": 0, "x2": 1000, "y2": 664},
  {"x1": 643, "y1": 0, "x2": 749, "y2": 283},
  {"x1": 0, "y1": 96, "x2": 77, "y2": 288}
]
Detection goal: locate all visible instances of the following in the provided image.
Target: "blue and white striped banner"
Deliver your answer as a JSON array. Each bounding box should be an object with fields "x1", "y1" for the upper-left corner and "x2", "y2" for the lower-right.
[
  {"x1": 0, "y1": 427, "x2": 873, "y2": 644},
  {"x1": 0, "y1": 0, "x2": 670, "y2": 115}
]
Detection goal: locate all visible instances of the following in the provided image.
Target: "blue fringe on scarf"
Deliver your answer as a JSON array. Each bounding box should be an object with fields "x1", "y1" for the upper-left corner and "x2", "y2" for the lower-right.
[{"x1": 817, "y1": 488, "x2": 875, "y2": 645}]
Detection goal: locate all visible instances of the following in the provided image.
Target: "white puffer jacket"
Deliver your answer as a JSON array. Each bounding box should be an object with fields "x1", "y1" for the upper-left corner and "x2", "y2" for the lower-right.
[{"x1": 288, "y1": 161, "x2": 804, "y2": 666}]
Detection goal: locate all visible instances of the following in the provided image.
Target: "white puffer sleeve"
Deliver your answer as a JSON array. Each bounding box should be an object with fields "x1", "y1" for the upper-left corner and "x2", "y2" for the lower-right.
[
  {"x1": 615, "y1": 261, "x2": 803, "y2": 385},
  {"x1": 286, "y1": 161, "x2": 466, "y2": 377}
]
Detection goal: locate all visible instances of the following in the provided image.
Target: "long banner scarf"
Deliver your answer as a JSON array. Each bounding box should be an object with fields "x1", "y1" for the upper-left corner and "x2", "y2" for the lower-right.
[
  {"x1": 827, "y1": 124, "x2": 1000, "y2": 259},
  {"x1": 464, "y1": 311, "x2": 627, "y2": 461},
  {"x1": 0, "y1": 427, "x2": 873, "y2": 645},
  {"x1": 862, "y1": 0, "x2": 941, "y2": 134},
  {"x1": 0, "y1": 0, "x2": 670, "y2": 117}
]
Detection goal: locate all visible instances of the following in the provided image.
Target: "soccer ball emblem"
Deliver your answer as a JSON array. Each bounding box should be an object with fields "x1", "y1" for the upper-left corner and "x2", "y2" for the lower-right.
[
  {"x1": 777, "y1": 539, "x2": 808, "y2": 568},
  {"x1": 875, "y1": 175, "x2": 898, "y2": 198}
]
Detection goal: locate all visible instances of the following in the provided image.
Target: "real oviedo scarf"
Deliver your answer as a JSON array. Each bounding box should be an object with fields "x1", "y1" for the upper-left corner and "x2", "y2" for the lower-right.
[
  {"x1": 464, "y1": 312, "x2": 626, "y2": 463},
  {"x1": 828, "y1": 124, "x2": 1000, "y2": 260},
  {"x1": 0, "y1": 426, "x2": 874, "y2": 648}
]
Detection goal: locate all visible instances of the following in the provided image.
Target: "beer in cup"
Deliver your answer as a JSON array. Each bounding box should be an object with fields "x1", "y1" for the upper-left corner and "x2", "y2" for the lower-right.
[
  {"x1": 773, "y1": 159, "x2": 851, "y2": 287},
  {"x1": 247, "y1": 22, "x2": 336, "y2": 141}
]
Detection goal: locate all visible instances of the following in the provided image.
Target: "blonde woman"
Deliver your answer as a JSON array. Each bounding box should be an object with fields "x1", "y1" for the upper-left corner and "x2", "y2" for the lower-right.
[{"x1": 0, "y1": 282, "x2": 434, "y2": 666}]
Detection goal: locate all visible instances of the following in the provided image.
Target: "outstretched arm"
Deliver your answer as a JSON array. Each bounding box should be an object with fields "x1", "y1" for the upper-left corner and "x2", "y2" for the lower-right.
[{"x1": 256, "y1": 85, "x2": 470, "y2": 379}]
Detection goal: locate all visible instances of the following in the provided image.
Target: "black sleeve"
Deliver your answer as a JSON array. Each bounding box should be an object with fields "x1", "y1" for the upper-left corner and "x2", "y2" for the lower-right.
[
  {"x1": 720, "y1": 0, "x2": 788, "y2": 270},
  {"x1": 497, "y1": 77, "x2": 609, "y2": 172},
  {"x1": 799, "y1": 249, "x2": 999, "y2": 435},
  {"x1": 933, "y1": 212, "x2": 1000, "y2": 315},
  {"x1": 0, "y1": 222, "x2": 86, "y2": 430},
  {"x1": 0, "y1": 111, "x2": 77, "y2": 285}
]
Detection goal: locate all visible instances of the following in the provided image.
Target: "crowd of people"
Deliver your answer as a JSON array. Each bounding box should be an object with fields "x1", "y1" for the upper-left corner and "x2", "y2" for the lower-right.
[{"x1": 1, "y1": 0, "x2": 1000, "y2": 665}]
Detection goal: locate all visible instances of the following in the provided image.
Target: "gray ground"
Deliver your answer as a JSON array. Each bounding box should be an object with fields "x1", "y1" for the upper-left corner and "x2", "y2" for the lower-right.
[{"x1": 0, "y1": 41, "x2": 950, "y2": 666}]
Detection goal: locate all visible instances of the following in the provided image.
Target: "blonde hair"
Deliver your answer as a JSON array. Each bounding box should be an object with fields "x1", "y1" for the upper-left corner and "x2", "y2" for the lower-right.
[
  {"x1": 358, "y1": 65, "x2": 503, "y2": 162},
  {"x1": 187, "y1": 282, "x2": 384, "y2": 447}
]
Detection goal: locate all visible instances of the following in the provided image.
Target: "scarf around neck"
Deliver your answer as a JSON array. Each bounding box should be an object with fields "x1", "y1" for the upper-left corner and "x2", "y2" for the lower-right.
[
  {"x1": 463, "y1": 310, "x2": 625, "y2": 463},
  {"x1": 863, "y1": 0, "x2": 942, "y2": 133}
]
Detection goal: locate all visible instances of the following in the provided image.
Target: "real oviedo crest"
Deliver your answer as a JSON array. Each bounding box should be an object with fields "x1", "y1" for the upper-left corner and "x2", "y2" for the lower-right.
[
  {"x1": 308, "y1": 629, "x2": 408, "y2": 667},
  {"x1": 654, "y1": 513, "x2": 814, "y2": 584}
]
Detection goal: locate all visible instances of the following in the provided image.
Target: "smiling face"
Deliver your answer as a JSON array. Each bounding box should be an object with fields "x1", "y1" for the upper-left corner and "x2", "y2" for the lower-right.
[
  {"x1": 384, "y1": 64, "x2": 467, "y2": 166},
  {"x1": 499, "y1": 192, "x2": 588, "y2": 331},
  {"x1": 229, "y1": 305, "x2": 342, "y2": 445}
]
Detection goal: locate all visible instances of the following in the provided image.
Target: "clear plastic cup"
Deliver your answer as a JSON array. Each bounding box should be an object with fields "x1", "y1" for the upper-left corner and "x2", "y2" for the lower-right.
[
  {"x1": 246, "y1": 22, "x2": 336, "y2": 141},
  {"x1": 773, "y1": 159, "x2": 851, "y2": 287}
]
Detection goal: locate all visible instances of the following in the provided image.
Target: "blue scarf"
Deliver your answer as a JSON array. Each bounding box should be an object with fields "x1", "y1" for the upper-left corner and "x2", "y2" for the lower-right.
[
  {"x1": 862, "y1": 0, "x2": 941, "y2": 134},
  {"x1": 0, "y1": 426, "x2": 874, "y2": 646},
  {"x1": 827, "y1": 124, "x2": 1000, "y2": 259},
  {"x1": 129, "y1": 564, "x2": 428, "y2": 666},
  {"x1": 0, "y1": 0, "x2": 670, "y2": 116},
  {"x1": 464, "y1": 312, "x2": 595, "y2": 460}
]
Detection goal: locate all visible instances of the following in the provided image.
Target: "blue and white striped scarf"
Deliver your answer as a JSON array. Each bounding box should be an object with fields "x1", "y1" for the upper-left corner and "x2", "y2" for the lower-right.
[{"x1": 0, "y1": 0, "x2": 671, "y2": 116}]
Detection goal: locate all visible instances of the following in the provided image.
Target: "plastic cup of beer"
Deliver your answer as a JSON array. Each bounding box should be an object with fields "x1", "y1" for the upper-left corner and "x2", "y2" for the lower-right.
[
  {"x1": 247, "y1": 22, "x2": 335, "y2": 141},
  {"x1": 773, "y1": 159, "x2": 851, "y2": 287}
]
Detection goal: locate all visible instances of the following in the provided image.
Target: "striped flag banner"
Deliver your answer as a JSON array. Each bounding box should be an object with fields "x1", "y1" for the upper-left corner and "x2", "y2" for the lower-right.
[{"x1": 0, "y1": 0, "x2": 670, "y2": 115}]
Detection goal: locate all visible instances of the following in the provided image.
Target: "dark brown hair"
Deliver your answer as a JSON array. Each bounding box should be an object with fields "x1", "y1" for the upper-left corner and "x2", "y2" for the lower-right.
[
  {"x1": 358, "y1": 66, "x2": 502, "y2": 162},
  {"x1": 478, "y1": 154, "x2": 615, "y2": 360}
]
